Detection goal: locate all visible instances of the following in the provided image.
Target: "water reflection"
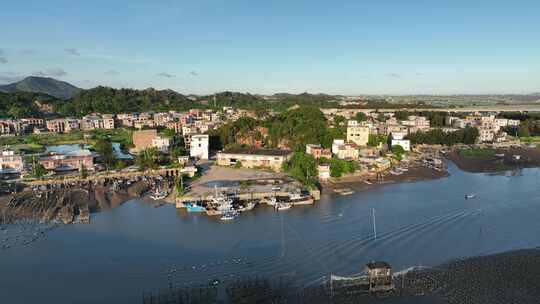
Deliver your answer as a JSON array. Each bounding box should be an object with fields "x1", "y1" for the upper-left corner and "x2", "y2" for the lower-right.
[{"x1": 2, "y1": 162, "x2": 540, "y2": 304}]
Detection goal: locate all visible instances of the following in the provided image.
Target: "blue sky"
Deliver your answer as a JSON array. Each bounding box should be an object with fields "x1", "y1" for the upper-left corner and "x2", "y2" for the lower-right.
[{"x1": 1, "y1": 0, "x2": 539, "y2": 94}]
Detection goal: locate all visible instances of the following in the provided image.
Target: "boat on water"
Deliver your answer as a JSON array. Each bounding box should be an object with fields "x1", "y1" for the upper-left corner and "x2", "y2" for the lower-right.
[
  {"x1": 150, "y1": 189, "x2": 168, "y2": 200},
  {"x1": 334, "y1": 188, "x2": 354, "y2": 196},
  {"x1": 220, "y1": 210, "x2": 239, "y2": 221},
  {"x1": 186, "y1": 202, "x2": 206, "y2": 212},
  {"x1": 364, "y1": 180, "x2": 373, "y2": 185},
  {"x1": 238, "y1": 201, "x2": 256, "y2": 212},
  {"x1": 275, "y1": 202, "x2": 292, "y2": 211},
  {"x1": 465, "y1": 194, "x2": 476, "y2": 199},
  {"x1": 266, "y1": 196, "x2": 277, "y2": 206},
  {"x1": 288, "y1": 192, "x2": 314, "y2": 205}
]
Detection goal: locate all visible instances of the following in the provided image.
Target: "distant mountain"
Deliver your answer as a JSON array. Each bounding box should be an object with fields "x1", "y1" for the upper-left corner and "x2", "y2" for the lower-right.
[{"x1": 0, "y1": 76, "x2": 81, "y2": 99}]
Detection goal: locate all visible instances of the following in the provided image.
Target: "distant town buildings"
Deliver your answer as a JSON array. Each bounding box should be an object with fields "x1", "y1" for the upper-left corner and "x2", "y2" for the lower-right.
[
  {"x1": 306, "y1": 144, "x2": 332, "y2": 159},
  {"x1": 39, "y1": 150, "x2": 93, "y2": 172}
]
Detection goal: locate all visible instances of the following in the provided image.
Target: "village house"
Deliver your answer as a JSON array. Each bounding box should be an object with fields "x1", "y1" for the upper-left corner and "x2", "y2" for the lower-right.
[
  {"x1": 306, "y1": 144, "x2": 332, "y2": 159},
  {"x1": 190, "y1": 134, "x2": 209, "y2": 160},
  {"x1": 346, "y1": 120, "x2": 369, "y2": 146},
  {"x1": 216, "y1": 149, "x2": 291, "y2": 171},
  {"x1": 152, "y1": 136, "x2": 172, "y2": 153},
  {"x1": 332, "y1": 139, "x2": 359, "y2": 160},
  {"x1": 46, "y1": 119, "x2": 67, "y2": 133}
]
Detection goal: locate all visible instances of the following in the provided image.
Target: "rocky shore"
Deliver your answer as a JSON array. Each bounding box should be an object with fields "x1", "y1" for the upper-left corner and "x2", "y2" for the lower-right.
[{"x1": 0, "y1": 178, "x2": 150, "y2": 225}]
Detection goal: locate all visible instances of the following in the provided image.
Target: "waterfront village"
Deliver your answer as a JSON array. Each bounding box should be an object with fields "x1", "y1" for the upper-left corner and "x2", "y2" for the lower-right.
[{"x1": 0, "y1": 105, "x2": 533, "y2": 223}]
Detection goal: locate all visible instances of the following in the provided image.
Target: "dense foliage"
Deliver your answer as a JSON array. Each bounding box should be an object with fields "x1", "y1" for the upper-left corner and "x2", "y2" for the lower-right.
[
  {"x1": 406, "y1": 127, "x2": 479, "y2": 145},
  {"x1": 282, "y1": 152, "x2": 317, "y2": 187},
  {"x1": 327, "y1": 158, "x2": 357, "y2": 178},
  {"x1": 0, "y1": 91, "x2": 62, "y2": 118},
  {"x1": 265, "y1": 106, "x2": 342, "y2": 151}
]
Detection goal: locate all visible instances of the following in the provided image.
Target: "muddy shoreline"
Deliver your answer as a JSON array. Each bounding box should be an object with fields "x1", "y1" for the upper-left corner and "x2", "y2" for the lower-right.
[{"x1": 446, "y1": 146, "x2": 540, "y2": 173}]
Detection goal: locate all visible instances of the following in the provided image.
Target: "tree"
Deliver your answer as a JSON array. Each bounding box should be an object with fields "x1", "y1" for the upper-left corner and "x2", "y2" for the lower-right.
[
  {"x1": 80, "y1": 164, "x2": 88, "y2": 178},
  {"x1": 282, "y1": 152, "x2": 317, "y2": 186},
  {"x1": 518, "y1": 122, "x2": 530, "y2": 137},
  {"x1": 333, "y1": 115, "x2": 346, "y2": 127},
  {"x1": 94, "y1": 138, "x2": 116, "y2": 169},
  {"x1": 329, "y1": 158, "x2": 357, "y2": 178},
  {"x1": 136, "y1": 148, "x2": 160, "y2": 170},
  {"x1": 31, "y1": 156, "x2": 47, "y2": 178},
  {"x1": 355, "y1": 112, "x2": 368, "y2": 122},
  {"x1": 368, "y1": 134, "x2": 387, "y2": 147},
  {"x1": 391, "y1": 145, "x2": 405, "y2": 160}
]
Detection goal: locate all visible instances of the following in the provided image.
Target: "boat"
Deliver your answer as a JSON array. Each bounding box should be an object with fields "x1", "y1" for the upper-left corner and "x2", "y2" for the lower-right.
[
  {"x1": 266, "y1": 196, "x2": 277, "y2": 206},
  {"x1": 465, "y1": 194, "x2": 476, "y2": 199},
  {"x1": 364, "y1": 180, "x2": 373, "y2": 185},
  {"x1": 275, "y1": 202, "x2": 292, "y2": 211},
  {"x1": 150, "y1": 189, "x2": 168, "y2": 200},
  {"x1": 238, "y1": 201, "x2": 256, "y2": 212},
  {"x1": 288, "y1": 192, "x2": 314, "y2": 205},
  {"x1": 220, "y1": 210, "x2": 239, "y2": 221},
  {"x1": 334, "y1": 188, "x2": 354, "y2": 196},
  {"x1": 186, "y1": 202, "x2": 206, "y2": 212}
]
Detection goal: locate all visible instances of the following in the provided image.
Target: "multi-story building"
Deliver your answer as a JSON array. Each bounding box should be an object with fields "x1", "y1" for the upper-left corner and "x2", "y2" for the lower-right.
[
  {"x1": 152, "y1": 136, "x2": 172, "y2": 153},
  {"x1": 318, "y1": 164, "x2": 331, "y2": 180},
  {"x1": 390, "y1": 132, "x2": 410, "y2": 151},
  {"x1": 346, "y1": 120, "x2": 369, "y2": 146},
  {"x1": 190, "y1": 134, "x2": 209, "y2": 160},
  {"x1": 46, "y1": 119, "x2": 67, "y2": 133}
]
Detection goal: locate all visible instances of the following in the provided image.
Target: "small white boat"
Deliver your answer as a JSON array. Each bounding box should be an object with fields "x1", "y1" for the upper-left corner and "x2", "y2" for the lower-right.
[
  {"x1": 364, "y1": 180, "x2": 373, "y2": 185},
  {"x1": 150, "y1": 189, "x2": 168, "y2": 200},
  {"x1": 465, "y1": 194, "x2": 476, "y2": 199},
  {"x1": 266, "y1": 196, "x2": 277, "y2": 206},
  {"x1": 220, "y1": 210, "x2": 238, "y2": 221},
  {"x1": 275, "y1": 202, "x2": 292, "y2": 211}
]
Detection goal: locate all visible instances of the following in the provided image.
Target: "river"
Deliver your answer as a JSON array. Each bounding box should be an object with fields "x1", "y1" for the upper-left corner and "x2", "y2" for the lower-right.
[{"x1": 1, "y1": 162, "x2": 540, "y2": 304}]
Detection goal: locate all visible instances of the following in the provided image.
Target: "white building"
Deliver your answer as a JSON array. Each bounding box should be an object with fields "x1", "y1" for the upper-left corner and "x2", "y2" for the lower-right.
[
  {"x1": 190, "y1": 134, "x2": 209, "y2": 160},
  {"x1": 318, "y1": 164, "x2": 331, "y2": 180},
  {"x1": 152, "y1": 137, "x2": 171, "y2": 153},
  {"x1": 390, "y1": 132, "x2": 410, "y2": 151}
]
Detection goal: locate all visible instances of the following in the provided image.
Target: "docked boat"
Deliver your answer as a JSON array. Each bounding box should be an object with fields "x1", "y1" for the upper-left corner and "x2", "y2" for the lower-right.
[
  {"x1": 150, "y1": 189, "x2": 168, "y2": 200},
  {"x1": 186, "y1": 202, "x2": 206, "y2": 212},
  {"x1": 220, "y1": 210, "x2": 239, "y2": 221},
  {"x1": 275, "y1": 202, "x2": 292, "y2": 211},
  {"x1": 288, "y1": 192, "x2": 314, "y2": 205},
  {"x1": 465, "y1": 194, "x2": 476, "y2": 199},
  {"x1": 266, "y1": 196, "x2": 277, "y2": 206},
  {"x1": 238, "y1": 201, "x2": 256, "y2": 212},
  {"x1": 364, "y1": 180, "x2": 373, "y2": 185}
]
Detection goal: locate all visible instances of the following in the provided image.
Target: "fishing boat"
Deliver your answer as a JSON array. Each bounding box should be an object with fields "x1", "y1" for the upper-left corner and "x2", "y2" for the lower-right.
[
  {"x1": 288, "y1": 192, "x2": 314, "y2": 205},
  {"x1": 275, "y1": 202, "x2": 292, "y2": 211},
  {"x1": 186, "y1": 202, "x2": 206, "y2": 212},
  {"x1": 150, "y1": 189, "x2": 168, "y2": 200},
  {"x1": 220, "y1": 210, "x2": 239, "y2": 221},
  {"x1": 465, "y1": 194, "x2": 476, "y2": 199},
  {"x1": 266, "y1": 196, "x2": 277, "y2": 206},
  {"x1": 238, "y1": 201, "x2": 256, "y2": 212}
]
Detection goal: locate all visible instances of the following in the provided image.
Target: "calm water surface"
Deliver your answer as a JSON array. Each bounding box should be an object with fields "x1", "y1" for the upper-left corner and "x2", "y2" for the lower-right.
[{"x1": 2, "y1": 162, "x2": 540, "y2": 304}]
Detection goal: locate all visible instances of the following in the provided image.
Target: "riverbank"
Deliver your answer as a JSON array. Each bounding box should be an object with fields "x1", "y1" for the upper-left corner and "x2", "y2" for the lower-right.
[
  {"x1": 0, "y1": 178, "x2": 150, "y2": 225},
  {"x1": 446, "y1": 146, "x2": 540, "y2": 173}
]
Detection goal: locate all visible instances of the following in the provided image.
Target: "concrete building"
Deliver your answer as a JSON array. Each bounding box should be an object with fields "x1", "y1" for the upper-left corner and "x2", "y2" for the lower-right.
[
  {"x1": 216, "y1": 149, "x2": 291, "y2": 171},
  {"x1": 0, "y1": 150, "x2": 24, "y2": 173},
  {"x1": 46, "y1": 119, "x2": 66, "y2": 133},
  {"x1": 346, "y1": 120, "x2": 369, "y2": 146},
  {"x1": 190, "y1": 134, "x2": 209, "y2": 160}
]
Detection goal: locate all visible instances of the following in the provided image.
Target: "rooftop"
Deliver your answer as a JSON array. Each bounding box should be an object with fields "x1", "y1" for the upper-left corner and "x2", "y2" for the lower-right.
[{"x1": 366, "y1": 261, "x2": 391, "y2": 270}]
